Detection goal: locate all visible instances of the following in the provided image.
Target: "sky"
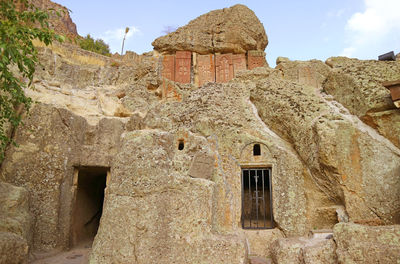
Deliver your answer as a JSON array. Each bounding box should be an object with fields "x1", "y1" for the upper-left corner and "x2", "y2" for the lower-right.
[{"x1": 55, "y1": 0, "x2": 400, "y2": 67}]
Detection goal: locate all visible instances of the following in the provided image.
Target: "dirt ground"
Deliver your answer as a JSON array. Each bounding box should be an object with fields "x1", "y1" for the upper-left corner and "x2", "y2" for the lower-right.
[{"x1": 30, "y1": 242, "x2": 91, "y2": 264}]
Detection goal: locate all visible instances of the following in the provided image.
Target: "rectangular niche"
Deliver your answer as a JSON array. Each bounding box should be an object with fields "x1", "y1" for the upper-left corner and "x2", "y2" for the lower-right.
[{"x1": 241, "y1": 167, "x2": 274, "y2": 229}]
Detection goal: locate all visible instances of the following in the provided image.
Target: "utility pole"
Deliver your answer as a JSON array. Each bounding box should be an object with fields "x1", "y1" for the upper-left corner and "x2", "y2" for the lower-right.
[{"x1": 121, "y1": 27, "x2": 129, "y2": 55}]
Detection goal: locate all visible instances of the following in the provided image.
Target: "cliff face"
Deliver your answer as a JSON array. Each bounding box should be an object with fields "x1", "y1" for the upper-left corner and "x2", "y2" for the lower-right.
[
  {"x1": 32, "y1": 0, "x2": 79, "y2": 39},
  {"x1": 0, "y1": 3, "x2": 400, "y2": 264}
]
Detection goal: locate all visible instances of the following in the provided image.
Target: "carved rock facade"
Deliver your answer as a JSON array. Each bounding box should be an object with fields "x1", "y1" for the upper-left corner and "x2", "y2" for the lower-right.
[{"x1": 0, "y1": 3, "x2": 400, "y2": 264}]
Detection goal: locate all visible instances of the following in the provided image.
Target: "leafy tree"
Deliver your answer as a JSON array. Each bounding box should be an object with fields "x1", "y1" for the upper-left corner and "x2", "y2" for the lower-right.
[
  {"x1": 0, "y1": 0, "x2": 63, "y2": 160},
  {"x1": 78, "y1": 34, "x2": 111, "y2": 56}
]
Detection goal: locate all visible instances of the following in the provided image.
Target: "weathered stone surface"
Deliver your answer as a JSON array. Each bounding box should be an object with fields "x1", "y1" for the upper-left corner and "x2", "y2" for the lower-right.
[
  {"x1": 302, "y1": 239, "x2": 337, "y2": 264},
  {"x1": 0, "y1": 182, "x2": 31, "y2": 264},
  {"x1": 275, "y1": 59, "x2": 331, "y2": 89},
  {"x1": 216, "y1": 53, "x2": 234, "y2": 83},
  {"x1": 30, "y1": 0, "x2": 78, "y2": 39},
  {"x1": 233, "y1": 54, "x2": 247, "y2": 74},
  {"x1": 161, "y1": 54, "x2": 175, "y2": 81},
  {"x1": 0, "y1": 232, "x2": 29, "y2": 264},
  {"x1": 248, "y1": 69, "x2": 400, "y2": 225},
  {"x1": 161, "y1": 79, "x2": 182, "y2": 101},
  {"x1": 90, "y1": 130, "x2": 246, "y2": 264},
  {"x1": 271, "y1": 237, "x2": 336, "y2": 264},
  {"x1": 139, "y1": 80, "x2": 308, "y2": 237},
  {"x1": 361, "y1": 109, "x2": 400, "y2": 149},
  {"x1": 197, "y1": 54, "x2": 215, "y2": 86},
  {"x1": 271, "y1": 237, "x2": 304, "y2": 264},
  {"x1": 248, "y1": 50, "x2": 267, "y2": 70},
  {"x1": 276, "y1": 57, "x2": 289, "y2": 65},
  {"x1": 324, "y1": 57, "x2": 400, "y2": 116},
  {"x1": 0, "y1": 182, "x2": 32, "y2": 243},
  {"x1": 242, "y1": 229, "x2": 284, "y2": 258},
  {"x1": 152, "y1": 4, "x2": 268, "y2": 54},
  {"x1": 323, "y1": 57, "x2": 400, "y2": 149},
  {"x1": 188, "y1": 152, "x2": 215, "y2": 180},
  {"x1": 3, "y1": 4, "x2": 400, "y2": 263},
  {"x1": 334, "y1": 223, "x2": 400, "y2": 264},
  {"x1": 175, "y1": 51, "x2": 191, "y2": 83},
  {"x1": 1, "y1": 104, "x2": 125, "y2": 251}
]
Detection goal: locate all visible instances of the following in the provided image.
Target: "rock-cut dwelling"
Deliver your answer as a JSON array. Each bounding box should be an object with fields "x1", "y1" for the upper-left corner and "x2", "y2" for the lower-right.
[{"x1": 0, "y1": 2, "x2": 400, "y2": 264}]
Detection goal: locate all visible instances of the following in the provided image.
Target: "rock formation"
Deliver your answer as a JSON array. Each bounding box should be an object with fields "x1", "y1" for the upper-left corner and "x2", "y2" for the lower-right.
[
  {"x1": 0, "y1": 2, "x2": 400, "y2": 264},
  {"x1": 21, "y1": 0, "x2": 78, "y2": 39},
  {"x1": 152, "y1": 4, "x2": 268, "y2": 54}
]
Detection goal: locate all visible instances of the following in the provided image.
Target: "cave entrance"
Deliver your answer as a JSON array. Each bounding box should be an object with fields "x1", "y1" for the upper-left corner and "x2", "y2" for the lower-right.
[
  {"x1": 241, "y1": 168, "x2": 274, "y2": 229},
  {"x1": 70, "y1": 167, "x2": 109, "y2": 247}
]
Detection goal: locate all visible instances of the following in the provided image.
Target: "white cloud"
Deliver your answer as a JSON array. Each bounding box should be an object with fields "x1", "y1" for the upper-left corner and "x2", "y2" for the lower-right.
[
  {"x1": 101, "y1": 26, "x2": 140, "y2": 43},
  {"x1": 341, "y1": 0, "x2": 400, "y2": 58},
  {"x1": 99, "y1": 26, "x2": 141, "y2": 54}
]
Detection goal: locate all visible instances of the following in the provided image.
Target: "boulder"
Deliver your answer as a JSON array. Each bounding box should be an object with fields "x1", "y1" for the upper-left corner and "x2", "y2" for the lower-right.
[
  {"x1": 334, "y1": 223, "x2": 400, "y2": 263},
  {"x1": 152, "y1": 4, "x2": 268, "y2": 54}
]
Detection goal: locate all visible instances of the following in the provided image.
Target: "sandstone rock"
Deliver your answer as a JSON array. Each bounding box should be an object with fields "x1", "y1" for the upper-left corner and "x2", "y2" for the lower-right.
[
  {"x1": 152, "y1": 4, "x2": 268, "y2": 54},
  {"x1": 270, "y1": 237, "x2": 336, "y2": 264},
  {"x1": 90, "y1": 130, "x2": 246, "y2": 264},
  {"x1": 323, "y1": 57, "x2": 400, "y2": 116},
  {"x1": 0, "y1": 182, "x2": 32, "y2": 243},
  {"x1": 0, "y1": 104, "x2": 125, "y2": 250},
  {"x1": 249, "y1": 70, "x2": 400, "y2": 225},
  {"x1": 2, "y1": 4, "x2": 400, "y2": 263},
  {"x1": 0, "y1": 232, "x2": 29, "y2": 264},
  {"x1": 275, "y1": 56, "x2": 289, "y2": 65},
  {"x1": 323, "y1": 57, "x2": 400, "y2": 149},
  {"x1": 334, "y1": 223, "x2": 400, "y2": 264},
  {"x1": 302, "y1": 238, "x2": 337, "y2": 264},
  {"x1": 242, "y1": 229, "x2": 284, "y2": 258},
  {"x1": 276, "y1": 59, "x2": 331, "y2": 89},
  {"x1": 139, "y1": 81, "x2": 309, "y2": 236},
  {"x1": 31, "y1": 0, "x2": 78, "y2": 39},
  {"x1": 0, "y1": 182, "x2": 31, "y2": 264},
  {"x1": 271, "y1": 237, "x2": 304, "y2": 264}
]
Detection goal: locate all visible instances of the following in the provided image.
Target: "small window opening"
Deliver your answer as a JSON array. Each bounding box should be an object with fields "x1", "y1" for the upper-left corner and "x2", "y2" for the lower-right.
[
  {"x1": 253, "y1": 144, "x2": 261, "y2": 156},
  {"x1": 71, "y1": 167, "x2": 108, "y2": 247},
  {"x1": 242, "y1": 168, "x2": 273, "y2": 229},
  {"x1": 178, "y1": 140, "x2": 184, "y2": 150}
]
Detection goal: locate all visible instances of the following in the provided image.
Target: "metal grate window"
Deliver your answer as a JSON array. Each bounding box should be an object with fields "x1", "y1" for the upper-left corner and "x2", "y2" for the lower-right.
[{"x1": 241, "y1": 168, "x2": 273, "y2": 229}]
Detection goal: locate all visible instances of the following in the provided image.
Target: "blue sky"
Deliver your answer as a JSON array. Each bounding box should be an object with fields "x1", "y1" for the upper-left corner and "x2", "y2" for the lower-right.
[{"x1": 55, "y1": 0, "x2": 400, "y2": 66}]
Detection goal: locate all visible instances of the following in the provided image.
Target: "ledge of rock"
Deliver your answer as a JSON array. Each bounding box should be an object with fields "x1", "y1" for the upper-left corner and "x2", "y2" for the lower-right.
[{"x1": 152, "y1": 4, "x2": 268, "y2": 54}]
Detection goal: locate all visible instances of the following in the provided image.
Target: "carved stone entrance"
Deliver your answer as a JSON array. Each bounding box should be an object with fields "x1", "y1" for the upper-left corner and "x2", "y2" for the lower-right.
[{"x1": 70, "y1": 167, "x2": 109, "y2": 246}]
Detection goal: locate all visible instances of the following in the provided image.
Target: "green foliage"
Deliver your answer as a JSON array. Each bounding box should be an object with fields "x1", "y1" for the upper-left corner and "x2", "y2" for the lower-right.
[
  {"x1": 79, "y1": 34, "x2": 111, "y2": 56},
  {"x1": 0, "y1": 0, "x2": 63, "y2": 160}
]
